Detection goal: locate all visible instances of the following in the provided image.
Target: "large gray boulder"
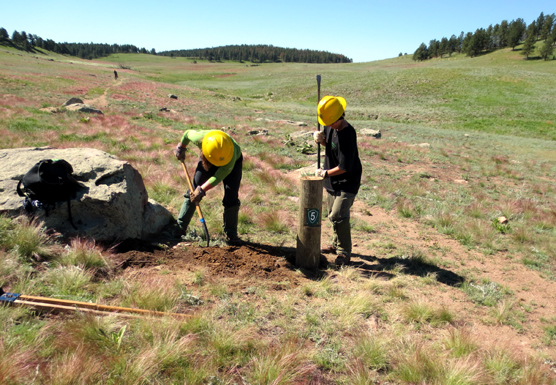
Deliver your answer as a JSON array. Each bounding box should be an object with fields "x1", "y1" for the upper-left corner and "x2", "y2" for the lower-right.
[{"x1": 0, "y1": 147, "x2": 173, "y2": 241}]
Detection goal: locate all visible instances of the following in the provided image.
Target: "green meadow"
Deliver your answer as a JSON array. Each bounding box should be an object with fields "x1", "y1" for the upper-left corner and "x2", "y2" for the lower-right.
[{"x1": 1, "y1": 43, "x2": 556, "y2": 384}]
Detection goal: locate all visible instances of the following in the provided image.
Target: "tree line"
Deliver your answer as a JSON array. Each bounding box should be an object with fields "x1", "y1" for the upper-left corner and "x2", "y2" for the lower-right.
[
  {"x1": 0, "y1": 28, "x2": 351, "y2": 64},
  {"x1": 0, "y1": 27, "x2": 157, "y2": 59},
  {"x1": 413, "y1": 12, "x2": 556, "y2": 61},
  {"x1": 156, "y1": 44, "x2": 352, "y2": 63}
]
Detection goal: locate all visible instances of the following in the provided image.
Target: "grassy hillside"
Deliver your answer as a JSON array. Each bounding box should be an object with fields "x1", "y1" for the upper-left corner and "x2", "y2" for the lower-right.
[{"x1": 2, "y1": 44, "x2": 556, "y2": 384}]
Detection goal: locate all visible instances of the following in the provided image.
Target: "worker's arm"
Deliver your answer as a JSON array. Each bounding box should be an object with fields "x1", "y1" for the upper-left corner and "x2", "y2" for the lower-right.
[{"x1": 326, "y1": 166, "x2": 347, "y2": 178}]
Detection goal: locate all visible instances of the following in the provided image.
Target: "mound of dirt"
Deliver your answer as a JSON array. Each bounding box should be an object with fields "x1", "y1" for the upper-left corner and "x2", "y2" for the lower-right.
[{"x1": 112, "y1": 241, "x2": 317, "y2": 289}]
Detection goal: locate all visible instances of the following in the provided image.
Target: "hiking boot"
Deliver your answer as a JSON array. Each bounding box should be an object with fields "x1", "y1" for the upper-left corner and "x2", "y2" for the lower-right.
[
  {"x1": 321, "y1": 244, "x2": 337, "y2": 254},
  {"x1": 225, "y1": 234, "x2": 243, "y2": 246},
  {"x1": 334, "y1": 253, "x2": 351, "y2": 266}
]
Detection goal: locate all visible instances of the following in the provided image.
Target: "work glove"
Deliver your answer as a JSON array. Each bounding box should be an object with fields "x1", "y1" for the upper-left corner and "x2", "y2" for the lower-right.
[
  {"x1": 190, "y1": 186, "x2": 206, "y2": 204},
  {"x1": 174, "y1": 142, "x2": 186, "y2": 160},
  {"x1": 313, "y1": 131, "x2": 325, "y2": 145},
  {"x1": 315, "y1": 169, "x2": 328, "y2": 178}
]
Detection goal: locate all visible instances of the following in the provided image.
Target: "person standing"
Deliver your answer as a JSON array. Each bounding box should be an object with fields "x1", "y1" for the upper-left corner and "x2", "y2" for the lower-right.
[
  {"x1": 114, "y1": 70, "x2": 118, "y2": 80},
  {"x1": 314, "y1": 96, "x2": 362, "y2": 265},
  {"x1": 174, "y1": 129, "x2": 243, "y2": 245}
]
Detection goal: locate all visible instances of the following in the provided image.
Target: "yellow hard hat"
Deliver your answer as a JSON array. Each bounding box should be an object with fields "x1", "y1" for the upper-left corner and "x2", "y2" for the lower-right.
[
  {"x1": 202, "y1": 130, "x2": 234, "y2": 166},
  {"x1": 317, "y1": 95, "x2": 347, "y2": 126}
]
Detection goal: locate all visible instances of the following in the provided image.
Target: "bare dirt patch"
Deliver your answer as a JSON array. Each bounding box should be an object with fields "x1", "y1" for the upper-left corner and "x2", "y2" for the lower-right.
[{"x1": 112, "y1": 242, "x2": 313, "y2": 291}]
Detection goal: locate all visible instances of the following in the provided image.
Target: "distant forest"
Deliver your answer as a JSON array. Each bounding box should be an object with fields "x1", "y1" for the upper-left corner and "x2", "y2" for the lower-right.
[
  {"x1": 0, "y1": 27, "x2": 351, "y2": 63},
  {"x1": 0, "y1": 28, "x2": 156, "y2": 59},
  {"x1": 412, "y1": 11, "x2": 556, "y2": 61},
  {"x1": 158, "y1": 45, "x2": 352, "y2": 63}
]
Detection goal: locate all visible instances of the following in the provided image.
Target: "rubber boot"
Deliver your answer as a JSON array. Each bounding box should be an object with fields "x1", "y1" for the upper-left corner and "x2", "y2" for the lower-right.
[
  {"x1": 177, "y1": 191, "x2": 196, "y2": 233},
  {"x1": 223, "y1": 205, "x2": 242, "y2": 245}
]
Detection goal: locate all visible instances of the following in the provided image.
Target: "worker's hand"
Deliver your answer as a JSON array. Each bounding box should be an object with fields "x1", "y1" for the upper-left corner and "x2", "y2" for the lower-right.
[
  {"x1": 174, "y1": 143, "x2": 186, "y2": 160},
  {"x1": 315, "y1": 169, "x2": 328, "y2": 178},
  {"x1": 313, "y1": 131, "x2": 325, "y2": 145},
  {"x1": 190, "y1": 186, "x2": 206, "y2": 204}
]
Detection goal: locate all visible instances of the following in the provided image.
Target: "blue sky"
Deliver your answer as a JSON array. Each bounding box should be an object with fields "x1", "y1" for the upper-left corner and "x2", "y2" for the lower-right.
[{"x1": 1, "y1": 1, "x2": 553, "y2": 62}]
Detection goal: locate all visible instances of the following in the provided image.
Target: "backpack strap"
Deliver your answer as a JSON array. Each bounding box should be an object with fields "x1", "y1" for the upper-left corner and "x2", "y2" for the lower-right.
[
  {"x1": 66, "y1": 199, "x2": 77, "y2": 230},
  {"x1": 16, "y1": 178, "x2": 25, "y2": 197}
]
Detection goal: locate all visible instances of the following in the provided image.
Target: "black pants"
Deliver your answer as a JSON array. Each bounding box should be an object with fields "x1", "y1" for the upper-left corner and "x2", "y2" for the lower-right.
[{"x1": 193, "y1": 154, "x2": 243, "y2": 208}]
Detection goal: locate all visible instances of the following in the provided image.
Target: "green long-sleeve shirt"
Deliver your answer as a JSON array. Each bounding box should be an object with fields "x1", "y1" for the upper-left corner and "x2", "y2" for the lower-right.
[{"x1": 180, "y1": 130, "x2": 242, "y2": 187}]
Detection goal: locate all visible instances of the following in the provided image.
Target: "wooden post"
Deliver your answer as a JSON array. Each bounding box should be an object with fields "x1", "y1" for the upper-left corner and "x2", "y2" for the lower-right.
[{"x1": 296, "y1": 176, "x2": 324, "y2": 268}]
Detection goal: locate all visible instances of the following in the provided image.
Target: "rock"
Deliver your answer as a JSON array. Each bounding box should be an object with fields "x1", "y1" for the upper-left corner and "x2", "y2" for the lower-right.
[
  {"x1": 40, "y1": 107, "x2": 61, "y2": 113},
  {"x1": 497, "y1": 216, "x2": 508, "y2": 224},
  {"x1": 0, "y1": 147, "x2": 173, "y2": 241},
  {"x1": 168, "y1": 94, "x2": 178, "y2": 99},
  {"x1": 248, "y1": 129, "x2": 268, "y2": 136},
  {"x1": 359, "y1": 128, "x2": 381, "y2": 138},
  {"x1": 410, "y1": 143, "x2": 431, "y2": 148},
  {"x1": 65, "y1": 103, "x2": 103, "y2": 114},
  {"x1": 289, "y1": 131, "x2": 313, "y2": 139},
  {"x1": 63, "y1": 97, "x2": 84, "y2": 106}
]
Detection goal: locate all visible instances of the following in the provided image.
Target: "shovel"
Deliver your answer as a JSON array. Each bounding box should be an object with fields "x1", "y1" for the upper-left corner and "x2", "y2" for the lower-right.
[{"x1": 180, "y1": 160, "x2": 210, "y2": 247}]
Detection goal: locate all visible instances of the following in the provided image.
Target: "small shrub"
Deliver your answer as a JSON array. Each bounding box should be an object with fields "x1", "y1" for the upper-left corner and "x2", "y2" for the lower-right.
[
  {"x1": 352, "y1": 333, "x2": 389, "y2": 371},
  {"x1": 0, "y1": 216, "x2": 55, "y2": 262},
  {"x1": 461, "y1": 279, "x2": 508, "y2": 307},
  {"x1": 393, "y1": 343, "x2": 442, "y2": 384},
  {"x1": 249, "y1": 341, "x2": 315, "y2": 385},
  {"x1": 542, "y1": 324, "x2": 556, "y2": 345},
  {"x1": 397, "y1": 199, "x2": 416, "y2": 218},
  {"x1": 122, "y1": 277, "x2": 181, "y2": 312},
  {"x1": 44, "y1": 265, "x2": 93, "y2": 297},
  {"x1": 511, "y1": 226, "x2": 531, "y2": 244},
  {"x1": 260, "y1": 211, "x2": 288, "y2": 233},
  {"x1": 56, "y1": 238, "x2": 109, "y2": 269},
  {"x1": 442, "y1": 328, "x2": 478, "y2": 358},
  {"x1": 313, "y1": 341, "x2": 345, "y2": 371},
  {"x1": 492, "y1": 218, "x2": 511, "y2": 234}
]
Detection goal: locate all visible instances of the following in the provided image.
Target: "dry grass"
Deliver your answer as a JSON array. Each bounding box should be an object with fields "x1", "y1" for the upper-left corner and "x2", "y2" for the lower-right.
[{"x1": 2, "y1": 48, "x2": 556, "y2": 384}]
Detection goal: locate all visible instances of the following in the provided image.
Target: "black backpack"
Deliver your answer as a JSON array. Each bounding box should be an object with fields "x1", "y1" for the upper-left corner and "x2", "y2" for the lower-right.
[{"x1": 17, "y1": 159, "x2": 81, "y2": 229}]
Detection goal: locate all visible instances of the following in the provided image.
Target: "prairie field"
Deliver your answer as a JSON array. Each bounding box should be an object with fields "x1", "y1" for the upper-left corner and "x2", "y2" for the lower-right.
[{"x1": 1, "y1": 44, "x2": 556, "y2": 384}]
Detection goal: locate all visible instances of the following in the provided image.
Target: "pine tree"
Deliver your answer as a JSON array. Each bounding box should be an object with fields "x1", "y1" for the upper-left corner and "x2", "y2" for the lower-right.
[
  {"x1": 536, "y1": 12, "x2": 545, "y2": 38},
  {"x1": 540, "y1": 14, "x2": 554, "y2": 40},
  {"x1": 439, "y1": 37, "x2": 448, "y2": 57},
  {"x1": 448, "y1": 35, "x2": 458, "y2": 56},
  {"x1": 465, "y1": 29, "x2": 489, "y2": 57},
  {"x1": 521, "y1": 32, "x2": 536, "y2": 59},
  {"x1": 11, "y1": 30, "x2": 22, "y2": 45},
  {"x1": 0, "y1": 27, "x2": 8, "y2": 41},
  {"x1": 412, "y1": 43, "x2": 429, "y2": 61},
  {"x1": 508, "y1": 19, "x2": 526, "y2": 50},
  {"x1": 539, "y1": 37, "x2": 554, "y2": 60},
  {"x1": 461, "y1": 32, "x2": 473, "y2": 54},
  {"x1": 428, "y1": 39, "x2": 440, "y2": 57},
  {"x1": 499, "y1": 20, "x2": 509, "y2": 48}
]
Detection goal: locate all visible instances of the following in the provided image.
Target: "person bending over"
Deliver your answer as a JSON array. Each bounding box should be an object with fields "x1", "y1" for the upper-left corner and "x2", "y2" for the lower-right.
[{"x1": 175, "y1": 129, "x2": 243, "y2": 245}]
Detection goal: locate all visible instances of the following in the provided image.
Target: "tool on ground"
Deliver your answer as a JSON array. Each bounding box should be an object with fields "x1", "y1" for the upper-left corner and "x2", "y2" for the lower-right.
[
  {"x1": 180, "y1": 160, "x2": 210, "y2": 247},
  {"x1": 316, "y1": 74, "x2": 322, "y2": 169},
  {"x1": 0, "y1": 291, "x2": 190, "y2": 319}
]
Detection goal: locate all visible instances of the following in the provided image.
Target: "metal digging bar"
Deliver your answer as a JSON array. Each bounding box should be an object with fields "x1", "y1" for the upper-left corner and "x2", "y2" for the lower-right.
[
  {"x1": 180, "y1": 160, "x2": 210, "y2": 247},
  {"x1": 0, "y1": 290, "x2": 190, "y2": 319},
  {"x1": 316, "y1": 74, "x2": 322, "y2": 169}
]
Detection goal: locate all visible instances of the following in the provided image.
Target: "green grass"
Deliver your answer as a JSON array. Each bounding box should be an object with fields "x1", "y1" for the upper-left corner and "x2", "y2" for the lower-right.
[{"x1": 2, "y1": 45, "x2": 556, "y2": 384}]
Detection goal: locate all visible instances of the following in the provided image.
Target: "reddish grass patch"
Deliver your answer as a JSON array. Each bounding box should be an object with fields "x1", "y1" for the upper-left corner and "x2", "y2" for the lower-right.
[
  {"x1": 0, "y1": 95, "x2": 31, "y2": 107},
  {"x1": 111, "y1": 94, "x2": 134, "y2": 101}
]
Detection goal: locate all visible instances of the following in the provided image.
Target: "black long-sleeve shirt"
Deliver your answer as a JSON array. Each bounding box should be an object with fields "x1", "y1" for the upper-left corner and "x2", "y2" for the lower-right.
[{"x1": 322, "y1": 122, "x2": 362, "y2": 195}]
